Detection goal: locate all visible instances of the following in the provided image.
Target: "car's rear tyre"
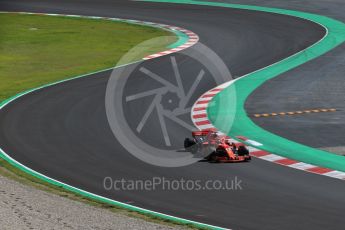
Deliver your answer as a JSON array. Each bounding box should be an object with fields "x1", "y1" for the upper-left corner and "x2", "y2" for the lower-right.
[
  {"x1": 184, "y1": 138, "x2": 196, "y2": 151},
  {"x1": 210, "y1": 155, "x2": 219, "y2": 163}
]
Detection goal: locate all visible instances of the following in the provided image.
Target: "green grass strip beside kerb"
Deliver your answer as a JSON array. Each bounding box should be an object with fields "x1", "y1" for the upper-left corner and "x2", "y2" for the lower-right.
[
  {"x1": 142, "y1": 0, "x2": 345, "y2": 172},
  {"x1": 0, "y1": 12, "x2": 225, "y2": 230}
]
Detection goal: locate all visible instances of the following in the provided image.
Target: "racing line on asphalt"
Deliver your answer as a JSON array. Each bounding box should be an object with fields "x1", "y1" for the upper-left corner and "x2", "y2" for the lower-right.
[{"x1": 1, "y1": 1, "x2": 345, "y2": 229}]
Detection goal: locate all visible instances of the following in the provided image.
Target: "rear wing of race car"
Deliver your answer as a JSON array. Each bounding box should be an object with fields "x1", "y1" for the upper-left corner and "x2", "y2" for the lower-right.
[
  {"x1": 192, "y1": 130, "x2": 211, "y2": 137},
  {"x1": 192, "y1": 128, "x2": 218, "y2": 137}
]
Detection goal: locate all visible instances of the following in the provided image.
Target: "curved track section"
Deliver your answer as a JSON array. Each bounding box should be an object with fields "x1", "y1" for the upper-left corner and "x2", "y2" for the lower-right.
[
  {"x1": 191, "y1": 81, "x2": 345, "y2": 180},
  {"x1": 1, "y1": 1, "x2": 345, "y2": 229}
]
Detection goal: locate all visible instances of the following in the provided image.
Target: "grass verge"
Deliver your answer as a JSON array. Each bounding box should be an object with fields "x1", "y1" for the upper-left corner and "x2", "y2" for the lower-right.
[{"x1": 0, "y1": 13, "x2": 176, "y2": 101}]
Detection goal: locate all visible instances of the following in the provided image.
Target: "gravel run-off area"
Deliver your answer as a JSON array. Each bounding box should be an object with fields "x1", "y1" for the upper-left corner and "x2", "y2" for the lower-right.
[{"x1": 0, "y1": 175, "x2": 183, "y2": 230}]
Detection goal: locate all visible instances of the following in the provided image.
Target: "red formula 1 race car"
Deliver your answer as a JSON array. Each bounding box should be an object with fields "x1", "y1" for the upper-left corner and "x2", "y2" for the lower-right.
[{"x1": 184, "y1": 129, "x2": 251, "y2": 163}]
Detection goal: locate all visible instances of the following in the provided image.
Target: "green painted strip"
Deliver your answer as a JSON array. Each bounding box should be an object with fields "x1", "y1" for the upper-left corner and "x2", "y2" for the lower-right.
[
  {"x1": 141, "y1": 0, "x2": 345, "y2": 172},
  {"x1": 0, "y1": 12, "x2": 224, "y2": 230},
  {"x1": 168, "y1": 29, "x2": 189, "y2": 48}
]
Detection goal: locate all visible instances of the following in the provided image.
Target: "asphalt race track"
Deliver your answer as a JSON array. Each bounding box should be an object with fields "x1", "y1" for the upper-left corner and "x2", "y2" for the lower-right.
[{"x1": 1, "y1": 1, "x2": 345, "y2": 229}]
